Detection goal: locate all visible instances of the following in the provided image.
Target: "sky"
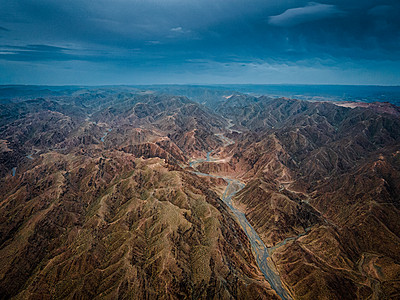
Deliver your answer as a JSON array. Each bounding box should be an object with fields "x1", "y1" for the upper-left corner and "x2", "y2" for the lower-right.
[{"x1": 0, "y1": 0, "x2": 399, "y2": 85}]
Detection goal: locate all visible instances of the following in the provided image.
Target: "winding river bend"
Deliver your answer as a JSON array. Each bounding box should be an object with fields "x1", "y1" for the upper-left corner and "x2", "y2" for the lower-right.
[
  {"x1": 101, "y1": 128, "x2": 112, "y2": 142},
  {"x1": 189, "y1": 133, "x2": 292, "y2": 300}
]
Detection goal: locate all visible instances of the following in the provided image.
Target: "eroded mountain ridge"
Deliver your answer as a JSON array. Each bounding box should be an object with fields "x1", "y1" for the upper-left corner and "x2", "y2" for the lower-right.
[{"x1": 1, "y1": 88, "x2": 399, "y2": 299}]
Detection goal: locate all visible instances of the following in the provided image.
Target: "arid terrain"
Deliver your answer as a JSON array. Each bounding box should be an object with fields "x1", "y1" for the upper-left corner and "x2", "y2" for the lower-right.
[{"x1": 1, "y1": 86, "x2": 400, "y2": 299}]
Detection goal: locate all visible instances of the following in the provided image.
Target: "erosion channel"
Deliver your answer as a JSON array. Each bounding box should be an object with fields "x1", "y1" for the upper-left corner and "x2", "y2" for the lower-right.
[{"x1": 188, "y1": 131, "x2": 292, "y2": 300}]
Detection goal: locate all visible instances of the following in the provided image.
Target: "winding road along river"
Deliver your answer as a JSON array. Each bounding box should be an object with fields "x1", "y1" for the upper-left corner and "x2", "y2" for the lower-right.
[{"x1": 189, "y1": 133, "x2": 292, "y2": 300}]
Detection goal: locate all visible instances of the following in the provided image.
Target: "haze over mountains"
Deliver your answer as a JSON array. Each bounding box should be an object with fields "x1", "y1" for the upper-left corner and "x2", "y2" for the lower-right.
[{"x1": 1, "y1": 85, "x2": 399, "y2": 299}]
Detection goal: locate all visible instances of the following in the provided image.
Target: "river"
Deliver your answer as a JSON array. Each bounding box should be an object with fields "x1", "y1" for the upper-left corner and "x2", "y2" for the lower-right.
[
  {"x1": 101, "y1": 128, "x2": 112, "y2": 142},
  {"x1": 189, "y1": 131, "x2": 292, "y2": 300}
]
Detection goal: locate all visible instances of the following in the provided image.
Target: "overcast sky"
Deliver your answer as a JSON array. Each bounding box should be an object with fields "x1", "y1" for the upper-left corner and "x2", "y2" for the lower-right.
[{"x1": 0, "y1": 0, "x2": 399, "y2": 85}]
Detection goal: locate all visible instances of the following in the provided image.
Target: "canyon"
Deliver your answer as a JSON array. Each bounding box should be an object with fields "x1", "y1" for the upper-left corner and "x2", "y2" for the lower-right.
[{"x1": 1, "y1": 86, "x2": 399, "y2": 299}]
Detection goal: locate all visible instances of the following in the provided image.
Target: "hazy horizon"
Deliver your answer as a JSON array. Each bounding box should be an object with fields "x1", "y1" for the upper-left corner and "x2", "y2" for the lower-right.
[
  {"x1": 1, "y1": 83, "x2": 400, "y2": 87},
  {"x1": 2, "y1": 83, "x2": 400, "y2": 106}
]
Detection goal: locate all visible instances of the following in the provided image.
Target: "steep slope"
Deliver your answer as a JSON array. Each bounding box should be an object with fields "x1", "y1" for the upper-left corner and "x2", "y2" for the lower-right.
[
  {"x1": 214, "y1": 96, "x2": 400, "y2": 299},
  {"x1": 1, "y1": 86, "x2": 400, "y2": 299},
  {"x1": 0, "y1": 152, "x2": 277, "y2": 299},
  {"x1": 0, "y1": 89, "x2": 279, "y2": 299},
  {"x1": 0, "y1": 91, "x2": 226, "y2": 176}
]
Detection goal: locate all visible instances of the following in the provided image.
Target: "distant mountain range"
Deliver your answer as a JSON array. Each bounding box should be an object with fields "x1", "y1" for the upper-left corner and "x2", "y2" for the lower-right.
[
  {"x1": 1, "y1": 86, "x2": 399, "y2": 299},
  {"x1": 2, "y1": 84, "x2": 400, "y2": 105}
]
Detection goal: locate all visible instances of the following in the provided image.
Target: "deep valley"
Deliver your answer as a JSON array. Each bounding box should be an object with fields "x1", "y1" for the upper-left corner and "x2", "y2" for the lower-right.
[{"x1": 1, "y1": 86, "x2": 400, "y2": 299}]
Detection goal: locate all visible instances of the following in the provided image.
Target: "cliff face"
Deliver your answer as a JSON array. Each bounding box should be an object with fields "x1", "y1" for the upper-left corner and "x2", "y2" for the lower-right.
[{"x1": 1, "y1": 87, "x2": 400, "y2": 299}]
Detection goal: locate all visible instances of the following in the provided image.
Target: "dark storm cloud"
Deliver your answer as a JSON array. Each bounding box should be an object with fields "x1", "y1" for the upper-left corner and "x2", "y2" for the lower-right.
[{"x1": 0, "y1": 0, "x2": 399, "y2": 84}]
